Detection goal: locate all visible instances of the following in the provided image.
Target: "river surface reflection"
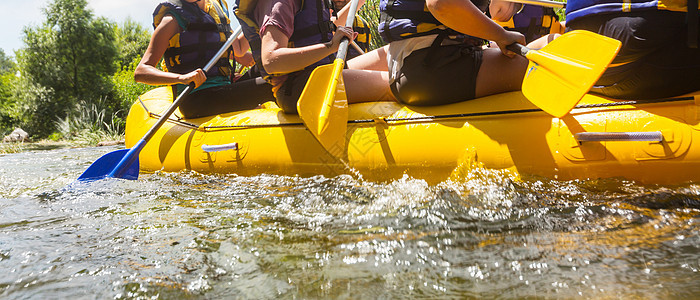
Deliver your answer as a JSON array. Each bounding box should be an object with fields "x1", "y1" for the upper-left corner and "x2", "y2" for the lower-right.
[{"x1": 1, "y1": 146, "x2": 699, "y2": 298}]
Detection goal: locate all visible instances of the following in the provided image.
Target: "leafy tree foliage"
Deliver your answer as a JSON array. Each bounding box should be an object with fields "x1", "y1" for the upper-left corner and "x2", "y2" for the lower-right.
[
  {"x1": 0, "y1": 49, "x2": 16, "y2": 74},
  {"x1": 0, "y1": 73, "x2": 18, "y2": 134},
  {"x1": 16, "y1": 0, "x2": 118, "y2": 137},
  {"x1": 114, "y1": 18, "x2": 150, "y2": 71},
  {"x1": 112, "y1": 58, "x2": 151, "y2": 115},
  {"x1": 10, "y1": 77, "x2": 55, "y2": 137},
  {"x1": 0, "y1": 50, "x2": 17, "y2": 134},
  {"x1": 111, "y1": 19, "x2": 151, "y2": 122}
]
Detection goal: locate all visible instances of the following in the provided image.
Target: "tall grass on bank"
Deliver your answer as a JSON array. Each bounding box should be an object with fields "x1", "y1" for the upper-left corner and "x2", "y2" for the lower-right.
[
  {"x1": 0, "y1": 141, "x2": 24, "y2": 154},
  {"x1": 55, "y1": 99, "x2": 123, "y2": 146},
  {"x1": 358, "y1": 0, "x2": 385, "y2": 50}
]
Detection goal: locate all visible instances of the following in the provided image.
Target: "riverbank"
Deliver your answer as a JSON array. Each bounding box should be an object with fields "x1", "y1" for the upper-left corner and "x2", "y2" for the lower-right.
[{"x1": 0, "y1": 139, "x2": 124, "y2": 154}]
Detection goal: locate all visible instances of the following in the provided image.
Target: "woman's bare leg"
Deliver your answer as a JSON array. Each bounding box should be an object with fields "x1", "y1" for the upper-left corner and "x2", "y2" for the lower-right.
[
  {"x1": 475, "y1": 48, "x2": 528, "y2": 98},
  {"x1": 347, "y1": 45, "x2": 389, "y2": 71},
  {"x1": 526, "y1": 33, "x2": 560, "y2": 49},
  {"x1": 343, "y1": 69, "x2": 396, "y2": 103}
]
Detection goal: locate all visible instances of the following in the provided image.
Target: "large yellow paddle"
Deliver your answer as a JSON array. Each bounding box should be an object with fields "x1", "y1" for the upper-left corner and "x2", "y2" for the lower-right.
[
  {"x1": 506, "y1": 30, "x2": 621, "y2": 118},
  {"x1": 296, "y1": 0, "x2": 361, "y2": 155}
]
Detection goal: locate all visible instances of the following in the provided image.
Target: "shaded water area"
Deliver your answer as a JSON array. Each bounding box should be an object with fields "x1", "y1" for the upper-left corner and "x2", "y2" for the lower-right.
[{"x1": 1, "y1": 145, "x2": 699, "y2": 299}]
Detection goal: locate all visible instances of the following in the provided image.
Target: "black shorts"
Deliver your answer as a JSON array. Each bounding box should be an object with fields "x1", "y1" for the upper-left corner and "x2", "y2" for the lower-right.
[
  {"x1": 391, "y1": 43, "x2": 483, "y2": 106},
  {"x1": 274, "y1": 69, "x2": 314, "y2": 114},
  {"x1": 567, "y1": 10, "x2": 700, "y2": 99},
  {"x1": 179, "y1": 77, "x2": 275, "y2": 119}
]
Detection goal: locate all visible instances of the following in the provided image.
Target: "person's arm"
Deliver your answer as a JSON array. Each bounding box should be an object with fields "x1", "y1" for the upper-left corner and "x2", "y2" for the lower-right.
[
  {"x1": 332, "y1": 0, "x2": 366, "y2": 26},
  {"x1": 232, "y1": 34, "x2": 256, "y2": 67},
  {"x1": 426, "y1": 0, "x2": 525, "y2": 56},
  {"x1": 260, "y1": 25, "x2": 356, "y2": 74},
  {"x1": 489, "y1": 0, "x2": 521, "y2": 22},
  {"x1": 134, "y1": 15, "x2": 207, "y2": 87}
]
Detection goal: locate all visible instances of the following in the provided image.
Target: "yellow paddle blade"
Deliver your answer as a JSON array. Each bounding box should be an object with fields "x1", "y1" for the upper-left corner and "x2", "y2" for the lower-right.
[
  {"x1": 297, "y1": 59, "x2": 349, "y2": 157},
  {"x1": 522, "y1": 30, "x2": 621, "y2": 118}
]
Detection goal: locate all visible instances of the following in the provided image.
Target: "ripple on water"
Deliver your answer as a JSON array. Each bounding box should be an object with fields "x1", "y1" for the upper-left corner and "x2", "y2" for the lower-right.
[{"x1": 1, "y1": 146, "x2": 699, "y2": 298}]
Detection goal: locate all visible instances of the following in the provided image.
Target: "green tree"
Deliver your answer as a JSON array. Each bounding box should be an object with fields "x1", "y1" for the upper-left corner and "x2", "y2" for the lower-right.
[
  {"x1": 0, "y1": 73, "x2": 18, "y2": 134},
  {"x1": 114, "y1": 18, "x2": 150, "y2": 71},
  {"x1": 111, "y1": 58, "x2": 151, "y2": 127},
  {"x1": 0, "y1": 49, "x2": 16, "y2": 74},
  {"x1": 110, "y1": 19, "x2": 151, "y2": 130},
  {"x1": 0, "y1": 50, "x2": 17, "y2": 134},
  {"x1": 16, "y1": 0, "x2": 118, "y2": 137}
]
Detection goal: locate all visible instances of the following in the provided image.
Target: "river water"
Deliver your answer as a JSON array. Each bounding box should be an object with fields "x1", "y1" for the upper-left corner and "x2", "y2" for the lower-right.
[{"x1": 1, "y1": 145, "x2": 699, "y2": 299}]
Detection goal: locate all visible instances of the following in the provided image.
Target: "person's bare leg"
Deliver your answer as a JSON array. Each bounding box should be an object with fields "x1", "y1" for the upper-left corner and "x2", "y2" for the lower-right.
[
  {"x1": 475, "y1": 48, "x2": 528, "y2": 98},
  {"x1": 526, "y1": 33, "x2": 560, "y2": 49},
  {"x1": 343, "y1": 69, "x2": 396, "y2": 103},
  {"x1": 347, "y1": 45, "x2": 389, "y2": 71}
]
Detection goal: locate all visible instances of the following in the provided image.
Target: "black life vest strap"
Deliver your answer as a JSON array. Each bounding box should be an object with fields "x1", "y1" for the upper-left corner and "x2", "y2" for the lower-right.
[
  {"x1": 187, "y1": 22, "x2": 219, "y2": 31},
  {"x1": 525, "y1": 17, "x2": 540, "y2": 41},
  {"x1": 420, "y1": 31, "x2": 484, "y2": 65},
  {"x1": 174, "y1": 56, "x2": 230, "y2": 72},
  {"x1": 164, "y1": 42, "x2": 227, "y2": 57},
  {"x1": 291, "y1": 22, "x2": 335, "y2": 41},
  {"x1": 354, "y1": 18, "x2": 371, "y2": 35},
  {"x1": 328, "y1": 0, "x2": 338, "y2": 18},
  {"x1": 689, "y1": 0, "x2": 698, "y2": 48},
  {"x1": 422, "y1": 31, "x2": 450, "y2": 66},
  {"x1": 380, "y1": 10, "x2": 442, "y2": 26},
  {"x1": 212, "y1": 0, "x2": 233, "y2": 36}
]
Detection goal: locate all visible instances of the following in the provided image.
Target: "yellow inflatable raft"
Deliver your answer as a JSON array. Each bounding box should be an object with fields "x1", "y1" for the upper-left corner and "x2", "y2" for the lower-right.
[{"x1": 125, "y1": 87, "x2": 700, "y2": 184}]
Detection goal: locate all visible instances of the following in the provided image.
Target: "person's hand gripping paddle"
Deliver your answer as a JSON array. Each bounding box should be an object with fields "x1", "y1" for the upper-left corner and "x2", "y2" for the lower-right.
[
  {"x1": 296, "y1": 0, "x2": 361, "y2": 157},
  {"x1": 77, "y1": 27, "x2": 243, "y2": 181},
  {"x1": 507, "y1": 30, "x2": 621, "y2": 118}
]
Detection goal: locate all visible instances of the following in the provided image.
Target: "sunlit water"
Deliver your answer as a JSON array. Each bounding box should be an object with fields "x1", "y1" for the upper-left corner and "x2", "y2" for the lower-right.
[{"x1": 1, "y1": 145, "x2": 699, "y2": 299}]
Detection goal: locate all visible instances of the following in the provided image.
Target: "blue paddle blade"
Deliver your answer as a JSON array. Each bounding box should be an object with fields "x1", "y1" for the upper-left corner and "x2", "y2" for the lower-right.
[{"x1": 78, "y1": 149, "x2": 139, "y2": 181}]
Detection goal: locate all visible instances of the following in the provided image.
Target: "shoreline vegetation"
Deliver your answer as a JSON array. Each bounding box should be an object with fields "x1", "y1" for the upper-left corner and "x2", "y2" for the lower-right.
[{"x1": 0, "y1": 0, "x2": 152, "y2": 151}]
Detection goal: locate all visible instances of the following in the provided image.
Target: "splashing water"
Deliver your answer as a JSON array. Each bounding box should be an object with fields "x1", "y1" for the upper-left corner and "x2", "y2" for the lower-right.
[{"x1": 1, "y1": 146, "x2": 699, "y2": 298}]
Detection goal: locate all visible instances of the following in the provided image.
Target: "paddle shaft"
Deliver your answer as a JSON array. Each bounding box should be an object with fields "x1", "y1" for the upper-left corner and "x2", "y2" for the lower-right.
[
  {"x1": 506, "y1": 41, "x2": 589, "y2": 70},
  {"x1": 351, "y1": 40, "x2": 365, "y2": 55},
  {"x1": 506, "y1": 43, "x2": 529, "y2": 57},
  {"x1": 318, "y1": 0, "x2": 360, "y2": 126},
  {"x1": 337, "y1": 0, "x2": 361, "y2": 61},
  {"x1": 108, "y1": 27, "x2": 242, "y2": 178},
  {"x1": 503, "y1": 0, "x2": 565, "y2": 8}
]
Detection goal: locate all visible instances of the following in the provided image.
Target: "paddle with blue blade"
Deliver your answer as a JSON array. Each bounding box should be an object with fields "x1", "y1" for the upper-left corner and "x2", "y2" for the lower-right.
[
  {"x1": 506, "y1": 30, "x2": 621, "y2": 118},
  {"x1": 296, "y1": 0, "x2": 361, "y2": 156},
  {"x1": 78, "y1": 27, "x2": 243, "y2": 181}
]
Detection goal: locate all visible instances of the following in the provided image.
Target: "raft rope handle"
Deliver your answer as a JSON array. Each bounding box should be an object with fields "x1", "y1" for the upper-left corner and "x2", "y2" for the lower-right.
[
  {"x1": 137, "y1": 96, "x2": 695, "y2": 130},
  {"x1": 575, "y1": 131, "x2": 663, "y2": 142},
  {"x1": 137, "y1": 95, "x2": 202, "y2": 129},
  {"x1": 202, "y1": 142, "x2": 239, "y2": 152}
]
